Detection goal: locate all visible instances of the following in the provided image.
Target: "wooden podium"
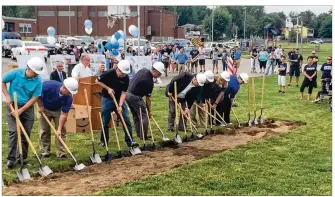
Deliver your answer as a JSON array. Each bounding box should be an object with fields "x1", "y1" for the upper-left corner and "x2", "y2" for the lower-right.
[{"x1": 73, "y1": 76, "x2": 102, "y2": 131}]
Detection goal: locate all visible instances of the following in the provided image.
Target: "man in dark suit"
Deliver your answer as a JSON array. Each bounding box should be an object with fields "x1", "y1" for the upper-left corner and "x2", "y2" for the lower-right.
[
  {"x1": 50, "y1": 61, "x2": 67, "y2": 83},
  {"x1": 165, "y1": 72, "x2": 207, "y2": 131}
]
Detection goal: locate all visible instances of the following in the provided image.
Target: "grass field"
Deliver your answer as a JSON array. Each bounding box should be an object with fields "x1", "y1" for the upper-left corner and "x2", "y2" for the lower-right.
[
  {"x1": 2, "y1": 73, "x2": 332, "y2": 195},
  {"x1": 242, "y1": 41, "x2": 332, "y2": 63}
]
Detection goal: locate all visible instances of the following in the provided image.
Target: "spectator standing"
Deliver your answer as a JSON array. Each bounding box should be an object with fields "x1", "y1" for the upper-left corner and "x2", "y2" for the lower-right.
[
  {"x1": 300, "y1": 56, "x2": 317, "y2": 100},
  {"x1": 288, "y1": 48, "x2": 303, "y2": 86},
  {"x1": 198, "y1": 44, "x2": 206, "y2": 72},
  {"x1": 265, "y1": 50, "x2": 276, "y2": 75},
  {"x1": 212, "y1": 48, "x2": 219, "y2": 74},
  {"x1": 258, "y1": 48, "x2": 268, "y2": 73},
  {"x1": 250, "y1": 47, "x2": 258, "y2": 73},
  {"x1": 278, "y1": 56, "x2": 288, "y2": 93},
  {"x1": 190, "y1": 45, "x2": 200, "y2": 74}
]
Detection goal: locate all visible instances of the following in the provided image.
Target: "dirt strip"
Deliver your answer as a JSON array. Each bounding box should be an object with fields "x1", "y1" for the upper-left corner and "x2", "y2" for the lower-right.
[{"x1": 2, "y1": 120, "x2": 304, "y2": 196}]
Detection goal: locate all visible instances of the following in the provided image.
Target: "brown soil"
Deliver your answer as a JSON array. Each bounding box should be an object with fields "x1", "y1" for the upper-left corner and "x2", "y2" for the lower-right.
[{"x1": 2, "y1": 120, "x2": 304, "y2": 196}]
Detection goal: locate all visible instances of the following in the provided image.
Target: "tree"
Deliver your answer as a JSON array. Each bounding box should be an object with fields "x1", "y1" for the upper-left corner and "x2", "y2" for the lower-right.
[
  {"x1": 319, "y1": 15, "x2": 332, "y2": 38},
  {"x1": 309, "y1": 12, "x2": 331, "y2": 37},
  {"x1": 2, "y1": 6, "x2": 35, "y2": 18},
  {"x1": 203, "y1": 8, "x2": 232, "y2": 40},
  {"x1": 298, "y1": 10, "x2": 316, "y2": 28}
]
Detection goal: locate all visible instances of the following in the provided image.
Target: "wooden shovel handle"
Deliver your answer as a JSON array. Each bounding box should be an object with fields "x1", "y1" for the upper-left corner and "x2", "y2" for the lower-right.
[
  {"x1": 252, "y1": 78, "x2": 256, "y2": 111},
  {"x1": 174, "y1": 82, "x2": 178, "y2": 130},
  {"x1": 145, "y1": 108, "x2": 155, "y2": 143},
  {"x1": 261, "y1": 75, "x2": 265, "y2": 108},
  {"x1": 13, "y1": 93, "x2": 22, "y2": 155},
  {"x1": 248, "y1": 80, "x2": 251, "y2": 113},
  {"x1": 111, "y1": 112, "x2": 121, "y2": 151},
  {"x1": 139, "y1": 107, "x2": 146, "y2": 144},
  {"x1": 98, "y1": 112, "x2": 109, "y2": 151},
  {"x1": 84, "y1": 89, "x2": 94, "y2": 141}
]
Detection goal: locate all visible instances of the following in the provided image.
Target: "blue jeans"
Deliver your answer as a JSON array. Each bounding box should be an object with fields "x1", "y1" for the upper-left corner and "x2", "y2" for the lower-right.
[
  {"x1": 222, "y1": 59, "x2": 227, "y2": 71},
  {"x1": 101, "y1": 96, "x2": 132, "y2": 146}
]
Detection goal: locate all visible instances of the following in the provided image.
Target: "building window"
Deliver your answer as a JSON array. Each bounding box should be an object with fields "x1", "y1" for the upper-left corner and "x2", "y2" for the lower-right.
[
  {"x1": 19, "y1": 23, "x2": 32, "y2": 33},
  {"x1": 38, "y1": 11, "x2": 55, "y2": 16},
  {"x1": 78, "y1": 11, "x2": 82, "y2": 17},
  {"x1": 58, "y1": 11, "x2": 75, "y2": 16},
  {"x1": 98, "y1": 11, "x2": 108, "y2": 17},
  {"x1": 89, "y1": 11, "x2": 96, "y2": 17},
  {"x1": 130, "y1": 11, "x2": 137, "y2": 17}
]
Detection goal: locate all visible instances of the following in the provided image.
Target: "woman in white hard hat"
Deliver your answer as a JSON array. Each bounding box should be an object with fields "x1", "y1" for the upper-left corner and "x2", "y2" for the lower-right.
[
  {"x1": 165, "y1": 72, "x2": 207, "y2": 131},
  {"x1": 126, "y1": 62, "x2": 165, "y2": 139},
  {"x1": 220, "y1": 73, "x2": 249, "y2": 124},
  {"x1": 37, "y1": 77, "x2": 78, "y2": 158},
  {"x1": 95, "y1": 60, "x2": 134, "y2": 147},
  {"x1": 2, "y1": 57, "x2": 44, "y2": 169}
]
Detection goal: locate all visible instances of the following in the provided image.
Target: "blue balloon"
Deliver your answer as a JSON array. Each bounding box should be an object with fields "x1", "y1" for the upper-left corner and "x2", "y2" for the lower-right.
[
  {"x1": 105, "y1": 43, "x2": 112, "y2": 50},
  {"x1": 47, "y1": 27, "x2": 56, "y2": 36},
  {"x1": 84, "y1": 20, "x2": 92, "y2": 28},
  {"x1": 111, "y1": 41, "x2": 119, "y2": 50},
  {"x1": 130, "y1": 26, "x2": 139, "y2": 37},
  {"x1": 98, "y1": 43, "x2": 102, "y2": 49},
  {"x1": 114, "y1": 32, "x2": 121, "y2": 40},
  {"x1": 111, "y1": 49, "x2": 119, "y2": 56}
]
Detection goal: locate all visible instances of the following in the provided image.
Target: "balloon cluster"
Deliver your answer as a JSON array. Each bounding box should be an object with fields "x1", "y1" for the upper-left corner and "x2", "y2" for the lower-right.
[
  {"x1": 84, "y1": 19, "x2": 93, "y2": 35},
  {"x1": 105, "y1": 30, "x2": 127, "y2": 56},
  {"x1": 46, "y1": 27, "x2": 56, "y2": 44}
]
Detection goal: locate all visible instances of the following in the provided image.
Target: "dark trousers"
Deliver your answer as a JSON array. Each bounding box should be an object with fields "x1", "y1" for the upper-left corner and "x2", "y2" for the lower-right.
[
  {"x1": 100, "y1": 96, "x2": 132, "y2": 146},
  {"x1": 218, "y1": 98, "x2": 232, "y2": 124},
  {"x1": 125, "y1": 92, "x2": 149, "y2": 139},
  {"x1": 167, "y1": 98, "x2": 186, "y2": 130},
  {"x1": 300, "y1": 78, "x2": 317, "y2": 94},
  {"x1": 5, "y1": 105, "x2": 34, "y2": 162}
]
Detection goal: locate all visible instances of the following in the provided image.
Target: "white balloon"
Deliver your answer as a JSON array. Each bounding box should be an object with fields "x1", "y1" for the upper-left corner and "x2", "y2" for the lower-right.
[
  {"x1": 2, "y1": 19, "x2": 4, "y2": 30},
  {"x1": 109, "y1": 35, "x2": 117, "y2": 43},
  {"x1": 85, "y1": 27, "x2": 93, "y2": 35},
  {"x1": 118, "y1": 38, "x2": 124, "y2": 47},
  {"x1": 128, "y1": 25, "x2": 138, "y2": 37},
  {"x1": 47, "y1": 36, "x2": 56, "y2": 44}
]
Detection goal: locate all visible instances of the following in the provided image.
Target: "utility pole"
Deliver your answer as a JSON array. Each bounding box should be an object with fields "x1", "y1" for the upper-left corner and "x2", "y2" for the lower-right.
[
  {"x1": 123, "y1": 6, "x2": 127, "y2": 52},
  {"x1": 243, "y1": 7, "x2": 246, "y2": 40},
  {"x1": 300, "y1": 19, "x2": 303, "y2": 53},
  {"x1": 211, "y1": 5, "x2": 214, "y2": 42},
  {"x1": 296, "y1": 16, "x2": 299, "y2": 48},
  {"x1": 137, "y1": 5, "x2": 140, "y2": 55}
]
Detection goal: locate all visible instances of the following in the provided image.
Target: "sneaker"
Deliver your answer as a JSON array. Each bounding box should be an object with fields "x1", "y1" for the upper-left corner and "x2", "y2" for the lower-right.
[
  {"x1": 58, "y1": 154, "x2": 68, "y2": 159},
  {"x1": 296, "y1": 85, "x2": 299, "y2": 87},
  {"x1": 6, "y1": 160, "x2": 14, "y2": 169},
  {"x1": 313, "y1": 98, "x2": 321, "y2": 103},
  {"x1": 288, "y1": 84, "x2": 291, "y2": 86},
  {"x1": 145, "y1": 136, "x2": 152, "y2": 140},
  {"x1": 99, "y1": 142, "x2": 105, "y2": 147},
  {"x1": 282, "y1": 91, "x2": 285, "y2": 93},
  {"x1": 278, "y1": 90, "x2": 282, "y2": 93},
  {"x1": 40, "y1": 153, "x2": 50, "y2": 158}
]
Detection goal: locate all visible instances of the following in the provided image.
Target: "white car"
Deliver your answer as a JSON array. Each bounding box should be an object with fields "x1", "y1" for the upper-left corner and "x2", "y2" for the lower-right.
[
  {"x1": 11, "y1": 41, "x2": 48, "y2": 61},
  {"x1": 204, "y1": 42, "x2": 224, "y2": 59}
]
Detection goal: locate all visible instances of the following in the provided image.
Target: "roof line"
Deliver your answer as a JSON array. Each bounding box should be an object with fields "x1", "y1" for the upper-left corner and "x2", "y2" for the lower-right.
[{"x1": 2, "y1": 16, "x2": 36, "y2": 22}]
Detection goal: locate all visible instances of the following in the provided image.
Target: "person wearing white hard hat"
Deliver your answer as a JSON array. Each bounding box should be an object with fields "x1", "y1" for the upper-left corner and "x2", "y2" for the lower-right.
[
  {"x1": 166, "y1": 72, "x2": 206, "y2": 131},
  {"x1": 126, "y1": 62, "x2": 165, "y2": 139},
  {"x1": 95, "y1": 60, "x2": 134, "y2": 147},
  {"x1": 221, "y1": 73, "x2": 248, "y2": 123},
  {"x1": 36, "y1": 77, "x2": 78, "y2": 158},
  {"x1": 71, "y1": 54, "x2": 93, "y2": 80},
  {"x1": 189, "y1": 70, "x2": 215, "y2": 128},
  {"x1": 2, "y1": 57, "x2": 44, "y2": 169}
]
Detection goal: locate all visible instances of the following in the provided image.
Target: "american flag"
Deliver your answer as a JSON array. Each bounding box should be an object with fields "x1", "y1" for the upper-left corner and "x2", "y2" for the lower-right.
[{"x1": 227, "y1": 56, "x2": 236, "y2": 75}]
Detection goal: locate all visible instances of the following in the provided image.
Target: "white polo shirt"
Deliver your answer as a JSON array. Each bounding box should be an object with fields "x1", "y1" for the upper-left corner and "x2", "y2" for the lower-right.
[{"x1": 71, "y1": 63, "x2": 93, "y2": 78}]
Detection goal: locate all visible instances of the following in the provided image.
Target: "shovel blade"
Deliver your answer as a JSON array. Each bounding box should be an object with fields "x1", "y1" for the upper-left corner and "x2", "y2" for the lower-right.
[
  {"x1": 130, "y1": 147, "x2": 142, "y2": 155},
  {"x1": 38, "y1": 166, "x2": 53, "y2": 177},
  {"x1": 74, "y1": 163, "x2": 86, "y2": 171},
  {"x1": 196, "y1": 133, "x2": 204, "y2": 139},
  {"x1": 174, "y1": 135, "x2": 182, "y2": 144},
  {"x1": 90, "y1": 154, "x2": 102, "y2": 164},
  {"x1": 17, "y1": 168, "x2": 31, "y2": 181},
  {"x1": 254, "y1": 119, "x2": 259, "y2": 125},
  {"x1": 258, "y1": 115, "x2": 264, "y2": 124},
  {"x1": 162, "y1": 137, "x2": 170, "y2": 141},
  {"x1": 248, "y1": 120, "x2": 253, "y2": 127}
]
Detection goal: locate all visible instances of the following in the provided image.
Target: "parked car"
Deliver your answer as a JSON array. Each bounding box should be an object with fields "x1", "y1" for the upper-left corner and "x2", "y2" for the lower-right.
[
  {"x1": 2, "y1": 32, "x2": 21, "y2": 40},
  {"x1": 204, "y1": 42, "x2": 223, "y2": 59},
  {"x1": 126, "y1": 38, "x2": 155, "y2": 53},
  {"x1": 11, "y1": 41, "x2": 48, "y2": 62},
  {"x1": 2, "y1": 39, "x2": 22, "y2": 58},
  {"x1": 74, "y1": 36, "x2": 93, "y2": 48},
  {"x1": 310, "y1": 39, "x2": 323, "y2": 44},
  {"x1": 32, "y1": 36, "x2": 57, "y2": 57},
  {"x1": 223, "y1": 39, "x2": 240, "y2": 48}
]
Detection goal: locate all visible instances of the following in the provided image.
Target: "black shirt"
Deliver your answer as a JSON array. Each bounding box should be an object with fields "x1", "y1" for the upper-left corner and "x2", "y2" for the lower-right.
[
  {"x1": 252, "y1": 49, "x2": 258, "y2": 58},
  {"x1": 160, "y1": 49, "x2": 170, "y2": 61},
  {"x1": 290, "y1": 53, "x2": 303, "y2": 67},
  {"x1": 190, "y1": 49, "x2": 199, "y2": 59},
  {"x1": 97, "y1": 69, "x2": 129, "y2": 101},
  {"x1": 57, "y1": 47, "x2": 68, "y2": 55},
  {"x1": 311, "y1": 55, "x2": 319, "y2": 66},
  {"x1": 127, "y1": 68, "x2": 154, "y2": 97},
  {"x1": 67, "y1": 48, "x2": 75, "y2": 56},
  {"x1": 279, "y1": 63, "x2": 287, "y2": 76},
  {"x1": 304, "y1": 64, "x2": 317, "y2": 78},
  {"x1": 321, "y1": 63, "x2": 332, "y2": 79}
]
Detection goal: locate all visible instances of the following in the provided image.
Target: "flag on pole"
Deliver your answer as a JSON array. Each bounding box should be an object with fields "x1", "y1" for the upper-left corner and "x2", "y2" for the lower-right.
[{"x1": 227, "y1": 56, "x2": 236, "y2": 75}]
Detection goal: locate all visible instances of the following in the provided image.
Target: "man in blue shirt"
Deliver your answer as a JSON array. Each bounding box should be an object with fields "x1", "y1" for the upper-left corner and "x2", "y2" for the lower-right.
[
  {"x1": 221, "y1": 73, "x2": 249, "y2": 123},
  {"x1": 2, "y1": 57, "x2": 44, "y2": 169},
  {"x1": 37, "y1": 78, "x2": 78, "y2": 158},
  {"x1": 175, "y1": 48, "x2": 189, "y2": 74},
  {"x1": 233, "y1": 46, "x2": 242, "y2": 74},
  {"x1": 184, "y1": 42, "x2": 192, "y2": 72}
]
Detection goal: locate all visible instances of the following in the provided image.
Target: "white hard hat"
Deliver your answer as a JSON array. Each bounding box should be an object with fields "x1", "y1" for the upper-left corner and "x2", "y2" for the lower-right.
[
  {"x1": 196, "y1": 73, "x2": 207, "y2": 86},
  {"x1": 27, "y1": 57, "x2": 44, "y2": 75},
  {"x1": 152, "y1": 62, "x2": 165, "y2": 74},
  {"x1": 117, "y1": 60, "x2": 131, "y2": 74},
  {"x1": 220, "y1": 71, "x2": 231, "y2": 82},
  {"x1": 204, "y1": 70, "x2": 214, "y2": 82},
  {"x1": 239, "y1": 73, "x2": 249, "y2": 84},
  {"x1": 63, "y1": 77, "x2": 79, "y2": 94}
]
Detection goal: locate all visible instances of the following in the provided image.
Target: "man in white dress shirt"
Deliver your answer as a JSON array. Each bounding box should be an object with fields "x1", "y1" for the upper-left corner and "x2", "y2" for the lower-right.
[{"x1": 71, "y1": 54, "x2": 93, "y2": 80}]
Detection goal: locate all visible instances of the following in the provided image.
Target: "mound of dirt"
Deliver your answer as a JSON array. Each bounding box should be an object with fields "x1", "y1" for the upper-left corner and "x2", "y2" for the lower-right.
[{"x1": 2, "y1": 120, "x2": 304, "y2": 196}]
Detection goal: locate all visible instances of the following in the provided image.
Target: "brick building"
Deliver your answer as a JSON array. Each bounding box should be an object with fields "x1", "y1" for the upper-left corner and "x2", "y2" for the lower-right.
[
  {"x1": 35, "y1": 6, "x2": 185, "y2": 39},
  {"x1": 2, "y1": 16, "x2": 37, "y2": 38}
]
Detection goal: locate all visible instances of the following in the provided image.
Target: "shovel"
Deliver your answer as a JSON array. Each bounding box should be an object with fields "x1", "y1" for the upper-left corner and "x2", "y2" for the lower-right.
[
  {"x1": 185, "y1": 103, "x2": 203, "y2": 139},
  {"x1": 151, "y1": 116, "x2": 172, "y2": 143},
  {"x1": 42, "y1": 112, "x2": 86, "y2": 171},
  {"x1": 180, "y1": 104, "x2": 188, "y2": 142},
  {"x1": 251, "y1": 78, "x2": 259, "y2": 125},
  {"x1": 110, "y1": 92, "x2": 141, "y2": 155},
  {"x1": 205, "y1": 100, "x2": 209, "y2": 136},
  {"x1": 111, "y1": 112, "x2": 123, "y2": 158},
  {"x1": 145, "y1": 108, "x2": 156, "y2": 149},
  {"x1": 139, "y1": 108, "x2": 147, "y2": 150},
  {"x1": 12, "y1": 93, "x2": 31, "y2": 181},
  {"x1": 231, "y1": 108, "x2": 242, "y2": 128},
  {"x1": 173, "y1": 82, "x2": 182, "y2": 144},
  {"x1": 98, "y1": 112, "x2": 112, "y2": 162},
  {"x1": 194, "y1": 102, "x2": 225, "y2": 127},
  {"x1": 205, "y1": 102, "x2": 228, "y2": 126},
  {"x1": 258, "y1": 75, "x2": 265, "y2": 124},
  {"x1": 84, "y1": 89, "x2": 102, "y2": 164},
  {"x1": 208, "y1": 99, "x2": 214, "y2": 134},
  {"x1": 247, "y1": 80, "x2": 253, "y2": 127}
]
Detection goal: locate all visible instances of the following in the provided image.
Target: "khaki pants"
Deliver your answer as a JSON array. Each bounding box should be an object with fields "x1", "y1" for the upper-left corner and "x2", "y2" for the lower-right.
[
  {"x1": 178, "y1": 64, "x2": 185, "y2": 74},
  {"x1": 190, "y1": 102, "x2": 206, "y2": 128},
  {"x1": 38, "y1": 108, "x2": 66, "y2": 157}
]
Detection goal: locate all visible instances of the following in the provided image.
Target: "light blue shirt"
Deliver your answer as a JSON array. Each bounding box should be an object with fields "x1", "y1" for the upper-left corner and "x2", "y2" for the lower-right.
[
  {"x1": 2, "y1": 68, "x2": 42, "y2": 106},
  {"x1": 175, "y1": 52, "x2": 188, "y2": 64},
  {"x1": 184, "y1": 46, "x2": 191, "y2": 56},
  {"x1": 258, "y1": 51, "x2": 268, "y2": 61}
]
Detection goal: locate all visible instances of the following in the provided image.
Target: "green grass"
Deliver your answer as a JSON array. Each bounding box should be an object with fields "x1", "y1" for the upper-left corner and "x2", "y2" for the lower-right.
[
  {"x1": 243, "y1": 41, "x2": 332, "y2": 63},
  {"x1": 2, "y1": 74, "x2": 332, "y2": 195}
]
